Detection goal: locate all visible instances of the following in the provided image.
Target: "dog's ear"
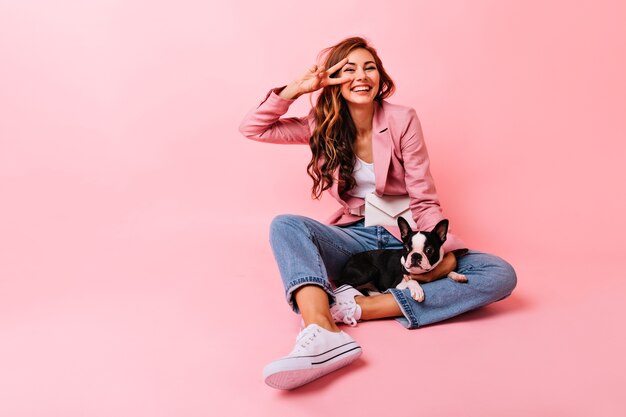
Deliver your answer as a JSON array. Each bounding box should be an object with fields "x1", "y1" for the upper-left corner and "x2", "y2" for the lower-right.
[
  {"x1": 398, "y1": 217, "x2": 412, "y2": 241},
  {"x1": 433, "y1": 219, "x2": 449, "y2": 243}
]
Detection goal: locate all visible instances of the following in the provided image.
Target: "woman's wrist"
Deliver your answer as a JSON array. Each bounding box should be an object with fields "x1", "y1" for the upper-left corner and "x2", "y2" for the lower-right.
[{"x1": 278, "y1": 82, "x2": 302, "y2": 100}]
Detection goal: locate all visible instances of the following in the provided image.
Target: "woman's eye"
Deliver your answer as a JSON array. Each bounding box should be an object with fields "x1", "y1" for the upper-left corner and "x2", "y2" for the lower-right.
[{"x1": 344, "y1": 67, "x2": 376, "y2": 72}]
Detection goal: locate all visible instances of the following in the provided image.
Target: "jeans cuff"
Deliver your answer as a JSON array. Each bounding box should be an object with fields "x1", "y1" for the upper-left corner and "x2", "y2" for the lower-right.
[
  {"x1": 386, "y1": 287, "x2": 420, "y2": 329},
  {"x1": 285, "y1": 277, "x2": 335, "y2": 314}
]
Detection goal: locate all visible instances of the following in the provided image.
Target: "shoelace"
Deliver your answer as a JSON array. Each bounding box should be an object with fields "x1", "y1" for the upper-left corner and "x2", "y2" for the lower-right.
[
  {"x1": 292, "y1": 326, "x2": 321, "y2": 354},
  {"x1": 331, "y1": 299, "x2": 358, "y2": 327}
]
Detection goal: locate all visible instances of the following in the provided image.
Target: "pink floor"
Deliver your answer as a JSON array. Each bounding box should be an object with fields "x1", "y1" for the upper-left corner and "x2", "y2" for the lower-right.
[
  {"x1": 1, "y1": 214, "x2": 624, "y2": 417},
  {"x1": 2, "y1": 1, "x2": 625, "y2": 415}
]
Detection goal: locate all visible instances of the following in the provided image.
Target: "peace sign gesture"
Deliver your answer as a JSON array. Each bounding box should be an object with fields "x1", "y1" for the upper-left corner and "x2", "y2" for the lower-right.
[{"x1": 291, "y1": 57, "x2": 353, "y2": 97}]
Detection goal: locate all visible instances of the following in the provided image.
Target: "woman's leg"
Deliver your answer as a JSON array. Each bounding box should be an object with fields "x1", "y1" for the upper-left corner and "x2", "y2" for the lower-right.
[
  {"x1": 275, "y1": 216, "x2": 518, "y2": 328},
  {"x1": 379, "y1": 250, "x2": 517, "y2": 329},
  {"x1": 264, "y1": 215, "x2": 385, "y2": 389},
  {"x1": 269, "y1": 215, "x2": 384, "y2": 328},
  {"x1": 295, "y1": 285, "x2": 340, "y2": 332},
  {"x1": 355, "y1": 293, "x2": 403, "y2": 320}
]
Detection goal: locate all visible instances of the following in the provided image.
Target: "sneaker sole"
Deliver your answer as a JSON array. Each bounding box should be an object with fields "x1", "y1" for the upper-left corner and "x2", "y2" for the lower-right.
[{"x1": 264, "y1": 346, "x2": 362, "y2": 390}]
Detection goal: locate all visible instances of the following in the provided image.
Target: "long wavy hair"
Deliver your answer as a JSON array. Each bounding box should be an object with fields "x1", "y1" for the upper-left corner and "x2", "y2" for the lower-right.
[{"x1": 307, "y1": 36, "x2": 395, "y2": 199}]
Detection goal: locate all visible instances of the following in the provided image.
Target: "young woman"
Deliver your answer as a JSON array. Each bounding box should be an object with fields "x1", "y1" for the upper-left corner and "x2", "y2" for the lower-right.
[{"x1": 239, "y1": 36, "x2": 517, "y2": 390}]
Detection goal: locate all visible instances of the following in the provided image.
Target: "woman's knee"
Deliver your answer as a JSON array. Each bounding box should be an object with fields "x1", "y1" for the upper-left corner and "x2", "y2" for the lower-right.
[
  {"x1": 269, "y1": 214, "x2": 309, "y2": 240},
  {"x1": 462, "y1": 252, "x2": 517, "y2": 298},
  {"x1": 486, "y1": 255, "x2": 517, "y2": 297}
]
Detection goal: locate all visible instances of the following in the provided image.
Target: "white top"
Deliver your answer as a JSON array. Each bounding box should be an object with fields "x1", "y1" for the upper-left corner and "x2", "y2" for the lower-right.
[{"x1": 347, "y1": 156, "x2": 376, "y2": 198}]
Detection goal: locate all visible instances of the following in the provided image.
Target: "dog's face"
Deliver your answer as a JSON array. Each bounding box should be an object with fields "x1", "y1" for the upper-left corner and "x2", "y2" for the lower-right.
[{"x1": 397, "y1": 217, "x2": 449, "y2": 274}]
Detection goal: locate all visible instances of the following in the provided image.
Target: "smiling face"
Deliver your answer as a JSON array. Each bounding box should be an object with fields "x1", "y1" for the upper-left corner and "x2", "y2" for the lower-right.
[{"x1": 338, "y1": 48, "x2": 380, "y2": 105}]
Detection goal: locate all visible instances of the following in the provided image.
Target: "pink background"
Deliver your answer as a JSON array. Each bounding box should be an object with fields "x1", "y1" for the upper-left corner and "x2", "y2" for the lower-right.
[{"x1": 1, "y1": 0, "x2": 625, "y2": 416}]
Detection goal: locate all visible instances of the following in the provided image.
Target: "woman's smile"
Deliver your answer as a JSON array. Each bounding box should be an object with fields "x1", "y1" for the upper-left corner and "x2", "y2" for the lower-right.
[{"x1": 339, "y1": 48, "x2": 380, "y2": 104}]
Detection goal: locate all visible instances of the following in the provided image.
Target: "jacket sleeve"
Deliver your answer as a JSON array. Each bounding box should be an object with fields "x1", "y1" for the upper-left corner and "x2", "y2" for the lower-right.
[
  {"x1": 400, "y1": 108, "x2": 468, "y2": 255},
  {"x1": 238, "y1": 86, "x2": 313, "y2": 144}
]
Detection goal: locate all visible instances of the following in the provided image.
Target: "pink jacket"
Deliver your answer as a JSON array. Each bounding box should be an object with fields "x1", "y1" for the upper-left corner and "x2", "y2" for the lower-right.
[{"x1": 239, "y1": 87, "x2": 467, "y2": 254}]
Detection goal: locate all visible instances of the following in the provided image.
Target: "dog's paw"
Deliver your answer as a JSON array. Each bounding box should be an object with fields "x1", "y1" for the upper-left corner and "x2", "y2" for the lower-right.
[
  {"x1": 406, "y1": 280, "x2": 425, "y2": 302},
  {"x1": 448, "y1": 271, "x2": 468, "y2": 283},
  {"x1": 395, "y1": 279, "x2": 409, "y2": 290}
]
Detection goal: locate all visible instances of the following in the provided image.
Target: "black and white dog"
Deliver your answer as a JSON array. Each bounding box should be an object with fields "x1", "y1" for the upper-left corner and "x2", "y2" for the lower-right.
[{"x1": 335, "y1": 217, "x2": 467, "y2": 302}]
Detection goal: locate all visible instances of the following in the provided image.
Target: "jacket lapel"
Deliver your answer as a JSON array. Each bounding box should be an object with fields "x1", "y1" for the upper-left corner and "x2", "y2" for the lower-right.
[{"x1": 372, "y1": 101, "x2": 391, "y2": 195}]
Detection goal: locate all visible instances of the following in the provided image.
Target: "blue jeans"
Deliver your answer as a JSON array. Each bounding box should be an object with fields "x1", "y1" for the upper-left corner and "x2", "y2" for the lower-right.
[{"x1": 269, "y1": 214, "x2": 517, "y2": 329}]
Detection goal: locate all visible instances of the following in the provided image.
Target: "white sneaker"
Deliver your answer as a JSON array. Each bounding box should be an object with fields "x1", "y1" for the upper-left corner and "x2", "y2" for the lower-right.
[
  {"x1": 263, "y1": 324, "x2": 362, "y2": 390},
  {"x1": 330, "y1": 285, "x2": 363, "y2": 326}
]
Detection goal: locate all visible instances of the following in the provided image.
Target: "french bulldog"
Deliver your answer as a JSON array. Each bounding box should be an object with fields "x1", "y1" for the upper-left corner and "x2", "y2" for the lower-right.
[{"x1": 335, "y1": 217, "x2": 467, "y2": 302}]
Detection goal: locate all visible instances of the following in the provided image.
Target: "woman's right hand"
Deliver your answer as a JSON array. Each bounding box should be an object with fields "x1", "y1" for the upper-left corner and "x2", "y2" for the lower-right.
[{"x1": 285, "y1": 57, "x2": 353, "y2": 98}]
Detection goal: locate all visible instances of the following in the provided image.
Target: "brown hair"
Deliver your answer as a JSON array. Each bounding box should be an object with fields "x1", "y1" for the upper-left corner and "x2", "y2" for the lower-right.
[{"x1": 306, "y1": 36, "x2": 395, "y2": 199}]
